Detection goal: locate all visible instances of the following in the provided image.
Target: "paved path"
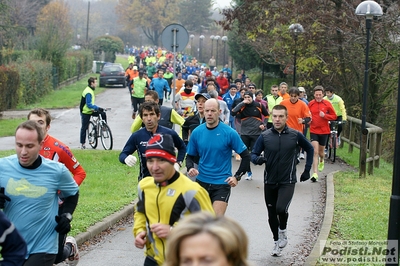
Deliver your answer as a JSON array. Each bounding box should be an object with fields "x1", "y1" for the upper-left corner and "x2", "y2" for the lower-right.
[{"x1": 0, "y1": 87, "x2": 348, "y2": 265}]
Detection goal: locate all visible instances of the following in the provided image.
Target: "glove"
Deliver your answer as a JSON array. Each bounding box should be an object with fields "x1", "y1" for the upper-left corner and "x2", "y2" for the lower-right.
[
  {"x1": 254, "y1": 156, "x2": 267, "y2": 165},
  {"x1": 0, "y1": 187, "x2": 10, "y2": 209},
  {"x1": 124, "y1": 155, "x2": 137, "y2": 167},
  {"x1": 300, "y1": 170, "x2": 310, "y2": 182},
  {"x1": 98, "y1": 107, "x2": 104, "y2": 112},
  {"x1": 55, "y1": 213, "x2": 72, "y2": 234}
]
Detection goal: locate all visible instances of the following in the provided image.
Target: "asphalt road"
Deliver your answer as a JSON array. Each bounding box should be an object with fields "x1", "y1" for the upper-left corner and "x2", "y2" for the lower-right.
[{"x1": 0, "y1": 86, "x2": 348, "y2": 265}]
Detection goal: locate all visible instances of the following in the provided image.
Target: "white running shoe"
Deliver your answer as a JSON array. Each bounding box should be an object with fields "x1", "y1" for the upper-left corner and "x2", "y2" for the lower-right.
[
  {"x1": 278, "y1": 229, "x2": 288, "y2": 248},
  {"x1": 299, "y1": 153, "x2": 305, "y2": 159},
  {"x1": 66, "y1": 236, "x2": 80, "y2": 266},
  {"x1": 245, "y1": 172, "x2": 252, "y2": 180},
  {"x1": 271, "y1": 241, "x2": 282, "y2": 257}
]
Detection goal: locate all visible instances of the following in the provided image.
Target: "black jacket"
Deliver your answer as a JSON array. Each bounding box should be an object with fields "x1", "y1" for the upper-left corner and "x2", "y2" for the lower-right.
[{"x1": 251, "y1": 126, "x2": 313, "y2": 184}]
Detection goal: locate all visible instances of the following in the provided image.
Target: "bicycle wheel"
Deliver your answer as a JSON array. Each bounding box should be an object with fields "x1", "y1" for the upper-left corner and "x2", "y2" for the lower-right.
[
  {"x1": 87, "y1": 121, "x2": 98, "y2": 149},
  {"x1": 331, "y1": 135, "x2": 337, "y2": 163},
  {"x1": 100, "y1": 122, "x2": 113, "y2": 150}
]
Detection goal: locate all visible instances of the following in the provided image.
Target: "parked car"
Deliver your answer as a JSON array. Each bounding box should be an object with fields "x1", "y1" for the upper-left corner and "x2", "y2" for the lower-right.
[{"x1": 99, "y1": 64, "x2": 126, "y2": 87}]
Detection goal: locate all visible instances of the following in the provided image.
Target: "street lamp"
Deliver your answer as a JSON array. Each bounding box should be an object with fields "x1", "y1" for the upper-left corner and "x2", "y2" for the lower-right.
[
  {"x1": 190, "y1": 34, "x2": 195, "y2": 56},
  {"x1": 355, "y1": 1, "x2": 382, "y2": 179},
  {"x1": 289, "y1": 23, "x2": 304, "y2": 87},
  {"x1": 222, "y1": 36, "x2": 228, "y2": 65},
  {"x1": 215, "y1": 35, "x2": 220, "y2": 68},
  {"x1": 199, "y1": 35, "x2": 205, "y2": 62},
  {"x1": 355, "y1": 0, "x2": 383, "y2": 132},
  {"x1": 210, "y1": 35, "x2": 215, "y2": 59}
]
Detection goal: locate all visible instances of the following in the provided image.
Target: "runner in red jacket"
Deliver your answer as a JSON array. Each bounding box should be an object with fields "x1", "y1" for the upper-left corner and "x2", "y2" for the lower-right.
[{"x1": 308, "y1": 86, "x2": 337, "y2": 182}]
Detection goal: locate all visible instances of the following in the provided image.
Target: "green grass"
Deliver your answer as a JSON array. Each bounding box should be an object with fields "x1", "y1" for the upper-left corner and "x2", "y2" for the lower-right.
[
  {"x1": 115, "y1": 56, "x2": 129, "y2": 68},
  {"x1": 0, "y1": 149, "x2": 138, "y2": 236},
  {"x1": 317, "y1": 143, "x2": 393, "y2": 265},
  {"x1": 0, "y1": 118, "x2": 26, "y2": 137},
  {"x1": 0, "y1": 73, "x2": 105, "y2": 138},
  {"x1": 16, "y1": 73, "x2": 105, "y2": 110}
]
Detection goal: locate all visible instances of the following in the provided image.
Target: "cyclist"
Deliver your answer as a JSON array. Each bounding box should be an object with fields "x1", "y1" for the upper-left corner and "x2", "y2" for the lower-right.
[
  {"x1": 80, "y1": 77, "x2": 107, "y2": 150},
  {"x1": 323, "y1": 86, "x2": 347, "y2": 143}
]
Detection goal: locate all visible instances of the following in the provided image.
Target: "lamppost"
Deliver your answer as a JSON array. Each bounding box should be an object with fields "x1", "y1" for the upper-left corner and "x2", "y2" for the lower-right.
[
  {"x1": 199, "y1": 35, "x2": 205, "y2": 62},
  {"x1": 210, "y1": 35, "x2": 215, "y2": 59},
  {"x1": 355, "y1": 1, "x2": 383, "y2": 179},
  {"x1": 289, "y1": 23, "x2": 304, "y2": 87},
  {"x1": 222, "y1": 36, "x2": 228, "y2": 65},
  {"x1": 355, "y1": 1, "x2": 382, "y2": 132},
  {"x1": 190, "y1": 34, "x2": 195, "y2": 56},
  {"x1": 215, "y1": 35, "x2": 220, "y2": 68}
]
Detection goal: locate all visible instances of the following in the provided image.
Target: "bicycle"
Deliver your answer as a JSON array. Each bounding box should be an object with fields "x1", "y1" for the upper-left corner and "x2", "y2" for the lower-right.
[
  {"x1": 327, "y1": 120, "x2": 344, "y2": 162},
  {"x1": 87, "y1": 108, "x2": 113, "y2": 150}
]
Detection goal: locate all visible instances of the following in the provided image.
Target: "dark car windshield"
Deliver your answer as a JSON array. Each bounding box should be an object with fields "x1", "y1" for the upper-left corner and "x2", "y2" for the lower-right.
[{"x1": 103, "y1": 65, "x2": 123, "y2": 73}]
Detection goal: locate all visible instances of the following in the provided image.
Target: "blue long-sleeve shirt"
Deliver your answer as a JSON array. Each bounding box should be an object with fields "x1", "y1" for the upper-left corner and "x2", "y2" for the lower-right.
[
  {"x1": 85, "y1": 93, "x2": 101, "y2": 111},
  {"x1": 150, "y1": 78, "x2": 170, "y2": 100}
]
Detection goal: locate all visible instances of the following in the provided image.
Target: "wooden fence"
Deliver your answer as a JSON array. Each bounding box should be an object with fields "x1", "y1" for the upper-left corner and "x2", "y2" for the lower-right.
[{"x1": 340, "y1": 116, "x2": 383, "y2": 177}]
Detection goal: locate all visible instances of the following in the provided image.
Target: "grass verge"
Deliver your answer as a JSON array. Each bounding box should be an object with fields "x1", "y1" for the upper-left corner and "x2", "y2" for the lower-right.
[
  {"x1": 317, "y1": 143, "x2": 393, "y2": 265},
  {"x1": 0, "y1": 118, "x2": 27, "y2": 137},
  {"x1": 0, "y1": 149, "x2": 138, "y2": 236}
]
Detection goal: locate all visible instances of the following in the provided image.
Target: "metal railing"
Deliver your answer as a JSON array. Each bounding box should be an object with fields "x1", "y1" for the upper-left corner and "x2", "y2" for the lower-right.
[{"x1": 340, "y1": 116, "x2": 383, "y2": 177}]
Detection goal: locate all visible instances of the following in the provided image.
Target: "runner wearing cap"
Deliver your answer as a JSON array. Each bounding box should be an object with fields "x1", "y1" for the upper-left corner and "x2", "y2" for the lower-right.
[
  {"x1": 181, "y1": 93, "x2": 210, "y2": 145},
  {"x1": 232, "y1": 91, "x2": 269, "y2": 180},
  {"x1": 134, "y1": 133, "x2": 214, "y2": 266}
]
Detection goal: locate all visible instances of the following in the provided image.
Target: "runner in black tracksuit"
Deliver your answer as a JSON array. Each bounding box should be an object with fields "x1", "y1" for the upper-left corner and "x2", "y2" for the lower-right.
[
  {"x1": 232, "y1": 91, "x2": 268, "y2": 180},
  {"x1": 251, "y1": 104, "x2": 313, "y2": 257}
]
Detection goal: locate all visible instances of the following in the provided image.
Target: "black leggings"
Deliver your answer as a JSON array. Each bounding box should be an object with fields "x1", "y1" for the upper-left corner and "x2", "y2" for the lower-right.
[
  {"x1": 132, "y1": 97, "x2": 145, "y2": 113},
  {"x1": 24, "y1": 253, "x2": 56, "y2": 266},
  {"x1": 241, "y1": 135, "x2": 259, "y2": 172},
  {"x1": 264, "y1": 183, "x2": 295, "y2": 241}
]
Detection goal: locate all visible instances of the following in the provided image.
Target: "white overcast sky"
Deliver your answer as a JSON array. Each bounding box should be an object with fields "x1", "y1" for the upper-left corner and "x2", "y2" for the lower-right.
[{"x1": 214, "y1": 0, "x2": 232, "y2": 8}]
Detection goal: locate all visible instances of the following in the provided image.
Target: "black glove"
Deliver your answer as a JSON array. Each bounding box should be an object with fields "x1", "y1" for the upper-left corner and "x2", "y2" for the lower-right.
[
  {"x1": 98, "y1": 107, "x2": 104, "y2": 112},
  {"x1": 0, "y1": 187, "x2": 11, "y2": 209},
  {"x1": 55, "y1": 213, "x2": 72, "y2": 234},
  {"x1": 254, "y1": 156, "x2": 267, "y2": 165},
  {"x1": 300, "y1": 170, "x2": 310, "y2": 182}
]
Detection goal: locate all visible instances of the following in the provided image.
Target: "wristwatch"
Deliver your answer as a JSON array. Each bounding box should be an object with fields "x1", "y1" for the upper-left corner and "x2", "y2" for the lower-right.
[{"x1": 234, "y1": 174, "x2": 241, "y2": 181}]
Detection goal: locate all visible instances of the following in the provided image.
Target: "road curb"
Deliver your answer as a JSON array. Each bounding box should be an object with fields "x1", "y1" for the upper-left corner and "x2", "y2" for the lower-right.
[
  {"x1": 305, "y1": 171, "x2": 337, "y2": 265},
  {"x1": 75, "y1": 201, "x2": 136, "y2": 246}
]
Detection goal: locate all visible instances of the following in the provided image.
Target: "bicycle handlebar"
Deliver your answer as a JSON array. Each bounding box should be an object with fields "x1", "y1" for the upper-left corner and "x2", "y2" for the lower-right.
[{"x1": 329, "y1": 120, "x2": 345, "y2": 125}]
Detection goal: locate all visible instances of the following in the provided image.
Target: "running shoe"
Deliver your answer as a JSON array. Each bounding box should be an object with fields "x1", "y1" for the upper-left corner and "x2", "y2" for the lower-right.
[
  {"x1": 278, "y1": 229, "x2": 288, "y2": 248},
  {"x1": 80, "y1": 144, "x2": 86, "y2": 150},
  {"x1": 245, "y1": 172, "x2": 252, "y2": 181},
  {"x1": 299, "y1": 153, "x2": 305, "y2": 159},
  {"x1": 311, "y1": 173, "x2": 318, "y2": 182},
  {"x1": 271, "y1": 241, "x2": 282, "y2": 257},
  {"x1": 66, "y1": 236, "x2": 80, "y2": 266},
  {"x1": 318, "y1": 160, "x2": 325, "y2": 172}
]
